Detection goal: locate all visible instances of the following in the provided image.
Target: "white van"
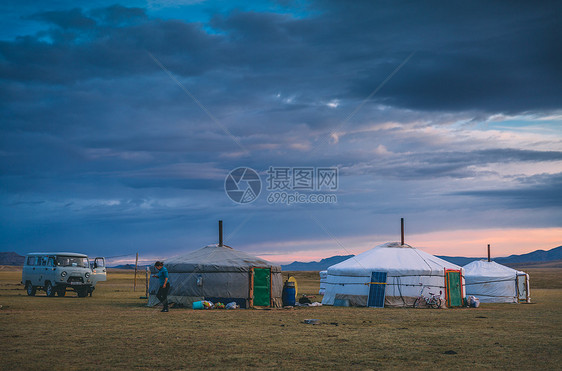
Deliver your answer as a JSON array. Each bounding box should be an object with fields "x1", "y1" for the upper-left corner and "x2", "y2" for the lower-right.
[{"x1": 21, "y1": 252, "x2": 106, "y2": 297}]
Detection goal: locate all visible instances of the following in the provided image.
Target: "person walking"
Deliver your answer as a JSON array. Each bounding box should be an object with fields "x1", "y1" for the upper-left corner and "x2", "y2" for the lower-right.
[{"x1": 153, "y1": 261, "x2": 170, "y2": 312}]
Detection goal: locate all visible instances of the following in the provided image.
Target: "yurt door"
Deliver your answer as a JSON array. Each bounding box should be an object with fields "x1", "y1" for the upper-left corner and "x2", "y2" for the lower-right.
[
  {"x1": 250, "y1": 267, "x2": 271, "y2": 307},
  {"x1": 445, "y1": 270, "x2": 463, "y2": 307},
  {"x1": 367, "y1": 272, "x2": 387, "y2": 308},
  {"x1": 516, "y1": 274, "x2": 528, "y2": 302}
]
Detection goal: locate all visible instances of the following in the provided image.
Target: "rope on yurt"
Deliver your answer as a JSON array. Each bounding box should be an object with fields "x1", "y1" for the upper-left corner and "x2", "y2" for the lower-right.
[
  {"x1": 411, "y1": 247, "x2": 435, "y2": 273},
  {"x1": 465, "y1": 278, "x2": 516, "y2": 285},
  {"x1": 394, "y1": 276, "x2": 407, "y2": 305},
  {"x1": 468, "y1": 294, "x2": 517, "y2": 299},
  {"x1": 327, "y1": 274, "x2": 447, "y2": 289},
  {"x1": 465, "y1": 277, "x2": 519, "y2": 298}
]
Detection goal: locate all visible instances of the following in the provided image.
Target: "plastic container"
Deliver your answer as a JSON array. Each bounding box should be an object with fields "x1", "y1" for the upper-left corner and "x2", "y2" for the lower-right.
[
  {"x1": 282, "y1": 281, "x2": 296, "y2": 306},
  {"x1": 192, "y1": 301, "x2": 204, "y2": 310}
]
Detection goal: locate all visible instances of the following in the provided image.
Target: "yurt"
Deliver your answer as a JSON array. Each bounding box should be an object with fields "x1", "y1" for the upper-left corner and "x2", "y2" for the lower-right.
[
  {"x1": 463, "y1": 260, "x2": 530, "y2": 303},
  {"x1": 319, "y1": 270, "x2": 327, "y2": 295},
  {"x1": 322, "y1": 242, "x2": 465, "y2": 308},
  {"x1": 148, "y1": 244, "x2": 283, "y2": 308}
]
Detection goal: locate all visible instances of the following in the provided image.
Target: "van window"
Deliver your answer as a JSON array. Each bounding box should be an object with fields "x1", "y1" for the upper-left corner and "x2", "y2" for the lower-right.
[
  {"x1": 47, "y1": 257, "x2": 55, "y2": 267},
  {"x1": 55, "y1": 256, "x2": 89, "y2": 268},
  {"x1": 40, "y1": 256, "x2": 47, "y2": 266},
  {"x1": 26, "y1": 256, "x2": 36, "y2": 266}
]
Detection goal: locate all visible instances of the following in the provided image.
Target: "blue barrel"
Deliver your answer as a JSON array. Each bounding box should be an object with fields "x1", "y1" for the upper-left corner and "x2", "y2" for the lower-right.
[
  {"x1": 192, "y1": 301, "x2": 204, "y2": 310},
  {"x1": 282, "y1": 281, "x2": 296, "y2": 306}
]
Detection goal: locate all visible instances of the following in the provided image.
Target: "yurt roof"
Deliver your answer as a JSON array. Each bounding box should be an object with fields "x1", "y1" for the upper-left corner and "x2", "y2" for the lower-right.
[
  {"x1": 164, "y1": 244, "x2": 281, "y2": 273},
  {"x1": 463, "y1": 260, "x2": 525, "y2": 279},
  {"x1": 328, "y1": 242, "x2": 462, "y2": 277}
]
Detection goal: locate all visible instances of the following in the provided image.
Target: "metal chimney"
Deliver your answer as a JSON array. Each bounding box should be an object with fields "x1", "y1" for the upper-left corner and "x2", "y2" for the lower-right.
[
  {"x1": 487, "y1": 244, "x2": 491, "y2": 262},
  {"x1": 401, "y1": 218, "x2": 405, "y2": 245},
  {"x1": 219, "y1": 220, "x2": 223, "y2": 247}
]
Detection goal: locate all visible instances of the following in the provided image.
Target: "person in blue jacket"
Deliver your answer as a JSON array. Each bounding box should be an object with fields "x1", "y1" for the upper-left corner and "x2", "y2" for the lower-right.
[{"x1": 152, "y1": 261, "x2": 170, "y2": 312}]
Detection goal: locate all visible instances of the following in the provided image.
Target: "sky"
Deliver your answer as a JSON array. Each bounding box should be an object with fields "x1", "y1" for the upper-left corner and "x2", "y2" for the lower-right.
[{"x1": 1, "y1": 0, "x2": 561, "y2": 265}]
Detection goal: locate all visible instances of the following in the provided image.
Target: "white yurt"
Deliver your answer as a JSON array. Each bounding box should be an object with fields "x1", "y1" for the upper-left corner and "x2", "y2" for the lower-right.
[
  {"x1": 463, "y1": 260, "x2": 530, "y2": 303},
  {"x1": 322, "y1": 242, "x2": 465, "y2": 307},
  {"x1": 148, "y1": 244, "x2": 283, "y2": 308},
  {"x1": 319, "y1": 270, "x2": 327, "y2": 295}
]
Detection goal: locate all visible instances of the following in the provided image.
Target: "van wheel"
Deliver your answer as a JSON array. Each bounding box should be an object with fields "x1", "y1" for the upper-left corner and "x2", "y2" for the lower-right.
[
  {"x1": 57, "y1": 288, "x2": 66, "y2": 297},
  {"x1": 77, "y1": 287, "x2": 88, "y2": 298},
  {"x1": 45, "y1": 282, "x2": 56, "y2": 297},
  {"x1": 25, "y1": 282, "x2": 36, "y2": 296}
]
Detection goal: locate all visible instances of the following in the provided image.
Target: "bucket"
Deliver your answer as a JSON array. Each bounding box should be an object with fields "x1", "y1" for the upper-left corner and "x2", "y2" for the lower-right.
[
  {"x1": 192, "y1": 301, "x2": 204, "y2": 310},
  {"x1": 282, "y1": 281, "x2": 296, "y2": 306}
]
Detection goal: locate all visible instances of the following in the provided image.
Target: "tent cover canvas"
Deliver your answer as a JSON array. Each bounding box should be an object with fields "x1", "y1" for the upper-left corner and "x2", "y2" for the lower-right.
[
  {"x1": 319, "y1": 270, "x2": 327, "y2": 295},
  {"x1": 321, "y1": 242, "x2": 464, "y2": 307},
  {"x1": 463, "y1": 260, "x2": 530, "y2": 303},
  {"x1": 148, "y1": 244, "x2": 283, "y2": 308}
]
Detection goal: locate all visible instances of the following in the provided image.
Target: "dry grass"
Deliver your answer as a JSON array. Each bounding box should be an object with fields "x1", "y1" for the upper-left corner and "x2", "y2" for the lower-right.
[
  {"x1": 524, "y1": 268, "x2": 562, "y2": 289},
  {"x1": 1, "y1": 267, "x2": 561, "y2": 370},
  {"x1": 508, "y1": 260, "x2": 562, "y2": 269}
]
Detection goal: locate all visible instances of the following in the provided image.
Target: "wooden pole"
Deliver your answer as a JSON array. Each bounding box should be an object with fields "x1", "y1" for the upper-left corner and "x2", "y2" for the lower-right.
[
  {"x1": 487, "y1": 244, "x2": 491, "y2": 262},
  {"x1": 401, "y1": 218, "x2": 405, "y2": 245},
  {"x1": 219, "y1": 220, "x2": 223, "y2": 246},
  {"x1": 249, "y1": 267, "x2": 254, "y2": 308},
  {"x1": 145, "y1": 266, "x2": 149, "y2": 298},
  {"x1": 134, "y1": 252, "x2": 138, "y2": 291}
]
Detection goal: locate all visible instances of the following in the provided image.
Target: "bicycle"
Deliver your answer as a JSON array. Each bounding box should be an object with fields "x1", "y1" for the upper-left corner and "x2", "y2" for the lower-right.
[{"x1": 413, "y1": 284, "x2": 443, "y2": 309}]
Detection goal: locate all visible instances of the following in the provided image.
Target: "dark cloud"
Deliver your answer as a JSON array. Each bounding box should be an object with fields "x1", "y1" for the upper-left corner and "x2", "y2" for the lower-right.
[
  {"x1": 1, "y1": 1, "x2": 559, "y2": 112},
  {"x1": 452, "y1": 173, "x2": 562, "y2": 209},
  {"x1": 28, "y1": 8, "x2": 97, "y2": 30},
  {"x1": 342, "y1": 149, "x2": 562, "y2": 180},
  {"x1": 1, "y1": 2, "x2": 561, "y2": 256},
  {"x1": 476, "y1": 149, "x2": 562, "y2": 163},
  {"x1": 328, "y1": 0, "x2": 562, "y2": 113},
  {"x1": 1, "y1": 7, "x2": 217, "y2": 83},
  {"x1": 89, "y1": 5, "x2": 148, "y2": 26}
]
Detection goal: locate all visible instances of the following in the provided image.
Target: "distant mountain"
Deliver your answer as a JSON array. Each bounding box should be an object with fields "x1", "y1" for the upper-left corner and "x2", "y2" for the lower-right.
[
  {"x1": 496, "y1": 246, "x2": 562, "y2": 264},
  {"x1": 110, "y1": 264, "x2": 150, "y2": 270},
  {"x1": 282, "y1": 246, "x2": 562, "y2": 271},
  {"x1": 506, "y1": 259, "x2": 562, "y2": 269},
  {"x1": 0, "y1": 252, "x2": 25, "y2": 266},
  {"x1": 438, "y1": 245, "x2": 562, "y2": 266},
  {"x1": 281, "y1": 255, "x2": 354, "y2": 271},
  {"x1": 436, "y1": 256, "x2": 477, "y2": 266},
  {"x1": 3, "y1": 246, "x2": 561, "y2": 269},
  {"x1": 111, "y1": 264, "x2": 137, "y2": 269}
]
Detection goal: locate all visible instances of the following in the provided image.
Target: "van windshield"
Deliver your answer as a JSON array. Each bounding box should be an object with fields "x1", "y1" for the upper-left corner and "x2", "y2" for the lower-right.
[{"x1": 56, "y1": 256, "x2": 89, "y2": 268}]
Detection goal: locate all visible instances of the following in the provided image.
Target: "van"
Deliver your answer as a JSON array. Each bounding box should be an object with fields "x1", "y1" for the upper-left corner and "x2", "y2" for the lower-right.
[{"x1": 21, "y1": 252, "x2": 106, "y2": 297}]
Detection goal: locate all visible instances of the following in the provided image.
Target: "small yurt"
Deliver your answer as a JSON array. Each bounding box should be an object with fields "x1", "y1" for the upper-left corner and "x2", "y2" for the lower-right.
[
  {"x1": 148, "y1": 244, "x2": 282, "y2": 308},
  {"x1": 322, "y1": 242, "x2": 465, "y2": 308},
  {"x1": 148, "y1": 222, "x2": 283, "y2": 308},
  {"x1": 463, "y1": 260, "x2": 530, "y2": 303}
]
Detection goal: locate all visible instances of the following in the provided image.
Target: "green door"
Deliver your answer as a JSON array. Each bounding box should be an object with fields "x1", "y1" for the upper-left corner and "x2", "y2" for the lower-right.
[
  {"x1": 253, "y1": 268, "x2": 271, "y2": 307},
  {"x1": 445, "y1": 270, "x2": 463, "y2": 307}
]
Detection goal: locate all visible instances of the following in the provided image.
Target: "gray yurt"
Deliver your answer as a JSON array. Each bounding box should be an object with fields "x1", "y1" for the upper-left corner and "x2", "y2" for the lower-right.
[{"x1": 148, "y1": 241, "x2": 283, "y2": 308}]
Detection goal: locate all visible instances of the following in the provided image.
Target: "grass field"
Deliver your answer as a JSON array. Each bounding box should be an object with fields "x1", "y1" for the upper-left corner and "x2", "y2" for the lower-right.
[{"x1": 1, "y1": 267, "x2": 561, "y2": 370}]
